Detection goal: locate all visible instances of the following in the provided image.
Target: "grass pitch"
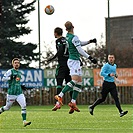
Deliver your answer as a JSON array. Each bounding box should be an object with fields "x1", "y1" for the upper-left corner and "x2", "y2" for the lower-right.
[{"x1": 0, "y1": 105, "x2": 132, "y2": 133}]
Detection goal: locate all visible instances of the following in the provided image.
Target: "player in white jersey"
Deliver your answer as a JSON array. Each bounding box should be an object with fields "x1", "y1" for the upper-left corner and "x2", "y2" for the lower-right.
[{"x1": 54, "y1": 21, "x2": 97, "y2": 114}]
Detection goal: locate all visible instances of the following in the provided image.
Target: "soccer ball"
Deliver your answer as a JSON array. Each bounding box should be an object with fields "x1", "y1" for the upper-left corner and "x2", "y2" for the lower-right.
[{"x1": 44, "y1": 5, "x2": 54, "y2": 15}]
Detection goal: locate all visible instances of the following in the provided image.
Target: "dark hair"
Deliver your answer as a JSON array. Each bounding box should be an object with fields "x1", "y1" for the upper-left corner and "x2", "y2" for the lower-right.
[
  {"x1": 108, "y1": 53, "x2": 115, "y2": 57},
  {"x1": 54, "y1": 27, "x2": 63, "y2": 36}
]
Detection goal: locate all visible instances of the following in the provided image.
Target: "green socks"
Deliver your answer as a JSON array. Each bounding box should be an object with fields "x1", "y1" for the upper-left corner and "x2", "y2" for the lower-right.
[
  {"x1": 62, "y1": 80, "x2": 76, "y2": 94},
  {"x1": 22, "y1": 113, "x2": 26, "y2": 121}
]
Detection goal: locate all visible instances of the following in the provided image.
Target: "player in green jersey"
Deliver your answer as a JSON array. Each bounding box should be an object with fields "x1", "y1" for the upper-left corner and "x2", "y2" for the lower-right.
[
  {"x1": 54, "y1": 21, "x2": 97, "y2": 114},
  {"x1": 0, "y1": 58, "x2": 31, "y2": 127}
]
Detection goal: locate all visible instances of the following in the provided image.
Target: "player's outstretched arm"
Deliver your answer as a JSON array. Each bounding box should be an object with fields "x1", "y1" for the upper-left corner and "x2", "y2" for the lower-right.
[
  {"x1": 21, "y1": 85, "x2": 27, "y2": 90},
  {"x1": 72, "y1": 36, "x2": 97, "y2": 64},
  {"x1": 89, "y1": 38, "x2": 97, "y2": 43},
  {"x1": 76, "y1": 45, "x2": 97, "y2": 64},
  {"x1": 47, "y1": 54, "x2": 57, "y2": 63},
  {"x1": 2, "y1": 69, "x2": 12, "y2": 82},
  {"x1": 80, "y1": 38, "x2": 97, "y2": 46},
  {"x1": 47, "y1": 45, "x2": 64, "y2": 63}
]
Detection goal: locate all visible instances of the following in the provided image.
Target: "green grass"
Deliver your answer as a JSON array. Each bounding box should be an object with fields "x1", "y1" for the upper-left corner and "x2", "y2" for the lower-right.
[{"x1": 0, "y1": 105, "x2": 132, "y2": 133}]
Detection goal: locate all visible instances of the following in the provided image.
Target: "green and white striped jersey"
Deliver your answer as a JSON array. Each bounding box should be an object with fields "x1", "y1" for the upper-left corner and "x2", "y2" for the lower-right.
[
  {"x1": 66, "y1": 33, "x2": 80, "y2": 60},
  {"x1": 2, "y1": 68, "x2": 23, "y2": 95}
]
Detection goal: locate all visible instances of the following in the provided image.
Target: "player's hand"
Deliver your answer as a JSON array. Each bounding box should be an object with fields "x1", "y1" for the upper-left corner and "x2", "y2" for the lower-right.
[
  {"x1": 11, "y1": 74, "x2": 17, "y2": 80},
  {"x1": 115, "y1": 74, "x2": 118, "y2": 78},
  {"x1": 21, "y1": 85, "x2": 27, "y2": 90},
  {"x1": 90, "y1": 58, "x2": 97, "y2": 64},
  {"x1": 108, "y1": 73, "x2": 118, "y2": 78},
  {"x1": 88, "y1": 56, "x2": 97, "y2": 64},
  {"x1": 108, "y1": 73, "x2": 114, "y2": 77},
  {"x1": 89, "y1": 38, "x2": 97, "y2": 43}
]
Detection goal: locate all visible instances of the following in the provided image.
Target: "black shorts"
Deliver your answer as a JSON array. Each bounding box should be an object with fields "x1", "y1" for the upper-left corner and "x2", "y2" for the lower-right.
[{"x1": 55, "y1": 65, "x2": 70, "y2": 79}]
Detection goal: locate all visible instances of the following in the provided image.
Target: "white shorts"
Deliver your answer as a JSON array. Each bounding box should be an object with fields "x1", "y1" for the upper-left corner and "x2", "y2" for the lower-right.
[
  {"x1": 67, "y1": 59, "x2": 82, "y2": 76},
  {"x1": 6, "y1": 94, "x2": 26, "y2": 108}
]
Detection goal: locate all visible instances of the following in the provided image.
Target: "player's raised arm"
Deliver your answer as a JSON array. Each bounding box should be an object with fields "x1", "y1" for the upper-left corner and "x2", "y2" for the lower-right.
[
  {"x1": 2, "y1": 69, "x2": 12, "y2": 82},
  {"x1": 72, "y1": 36, "x2": 97, "y2": 64},
  {"x1": 80, "y1": 38, "x2": 97, "y2": 46},
  {"x1": 47, "y1": 44, "x2": 65, "y2": 63}
]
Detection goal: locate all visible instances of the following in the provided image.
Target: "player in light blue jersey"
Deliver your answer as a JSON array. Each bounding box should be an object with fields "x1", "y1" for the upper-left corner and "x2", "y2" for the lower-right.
[{"x1": 89, "y1": 54, "x2": 128, "y2": 117}]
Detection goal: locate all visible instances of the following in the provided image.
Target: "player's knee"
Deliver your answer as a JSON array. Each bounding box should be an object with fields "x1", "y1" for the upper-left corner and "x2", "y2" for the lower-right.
[
  {"x1": 57, "y1": 88, "x2": 62, "y2": 94},
  {"x1": 77, "y1": 82, "x2": 82, "y2": 86},
  {"x1": 114, "y1": 97, "x2": 119, "y2": 102},
  {"x1": 4, "y1": 106, "x2": 11, "y2": 111},
  {"x1": 71, "y1": 76, "x2": 80, "y2": 82},
  {"x1": 21, "y1": 105, "x2": 26, "y2": 109},
  {"x1": 100, "y1": 98, "x2": 106, "y2": 102},
  {"x1": 21, "y1": 103, "x2": 26, "y2": 109},
  {"x1": 73, "y1": 82, "x2": 82, "y2": 92},
  {"x1": 67, "y1": 80, "x2": 78, "y2": 88},
  {"x1": 21, "y1": 107, "x2": 26, "y2": 114},
  {"x1": 72, "y1": 80, "x2": 78, "y2": 84}
]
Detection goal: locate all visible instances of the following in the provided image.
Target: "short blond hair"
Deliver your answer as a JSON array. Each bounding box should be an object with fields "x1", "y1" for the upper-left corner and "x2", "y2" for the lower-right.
[
  {"x1": 12, "y1": 58, "x2": 20, "y2": 65},
  {"x1": 65, "y1": 21, "x2": 74, "y2": 31}
]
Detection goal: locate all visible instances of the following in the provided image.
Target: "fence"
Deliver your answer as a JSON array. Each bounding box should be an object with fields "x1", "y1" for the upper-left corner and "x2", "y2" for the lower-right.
[{"x1": 0, "y1": 86, "x2": 133, "y2": 106}]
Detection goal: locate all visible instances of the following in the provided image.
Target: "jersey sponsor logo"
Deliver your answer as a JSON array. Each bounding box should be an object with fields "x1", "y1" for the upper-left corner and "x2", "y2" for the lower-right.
[{"x1": 16, "y1": 77, "x2": 20, "y2": 81}]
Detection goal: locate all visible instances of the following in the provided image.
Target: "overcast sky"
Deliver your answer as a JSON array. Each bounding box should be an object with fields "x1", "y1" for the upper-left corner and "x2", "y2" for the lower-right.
[{"x1": 20, "y1": 0, "x2": 133, "y2": 67}]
